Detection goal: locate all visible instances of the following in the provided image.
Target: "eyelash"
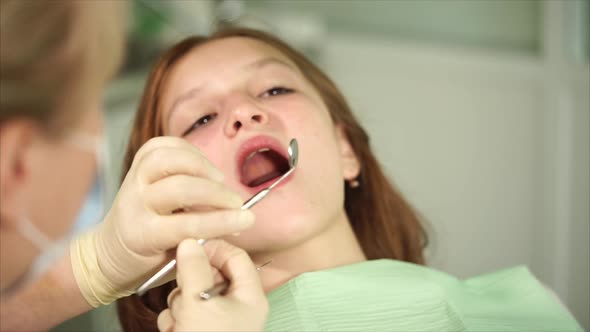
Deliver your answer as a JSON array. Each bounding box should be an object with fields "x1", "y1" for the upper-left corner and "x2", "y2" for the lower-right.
[
  {"x1": 181, "y1": 87, "x2": 294, "y2": 136},
  {"x1": 260, "y1": 86, "x2": 294, "y2": 98},
  {"x1": 182, "y1": 113, "x2": 217, "y2": 137}
]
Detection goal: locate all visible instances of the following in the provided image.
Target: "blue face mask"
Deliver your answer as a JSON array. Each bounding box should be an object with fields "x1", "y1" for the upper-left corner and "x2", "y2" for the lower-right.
[{"x1": 71, "y1": 175, "x2": 106, "y2": 234}]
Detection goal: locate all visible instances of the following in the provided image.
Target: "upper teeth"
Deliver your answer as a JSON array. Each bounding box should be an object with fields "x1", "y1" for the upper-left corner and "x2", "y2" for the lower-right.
[{"x1": 246, "y1": 148, "x2": 270, "y2": 160}]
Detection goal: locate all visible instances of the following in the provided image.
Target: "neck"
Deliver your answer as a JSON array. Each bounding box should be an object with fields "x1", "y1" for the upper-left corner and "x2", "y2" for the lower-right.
[{"x1": 251, "y1": 211, "x2": 366, "y2": 293}]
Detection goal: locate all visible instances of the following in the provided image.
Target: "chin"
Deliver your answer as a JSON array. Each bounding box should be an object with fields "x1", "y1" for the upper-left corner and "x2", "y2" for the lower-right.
[{"x1": 225, "y1": 213, "x2": 317, "y2": 253}]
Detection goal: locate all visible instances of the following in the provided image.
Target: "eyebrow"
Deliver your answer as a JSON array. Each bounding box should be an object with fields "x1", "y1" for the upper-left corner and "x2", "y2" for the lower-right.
[
  {"x1": 245, "y1": 57, "x2": 295, "y2": 71},
  {"x1": 167, "y1": 57, "x2": 296, "y2": 120}
]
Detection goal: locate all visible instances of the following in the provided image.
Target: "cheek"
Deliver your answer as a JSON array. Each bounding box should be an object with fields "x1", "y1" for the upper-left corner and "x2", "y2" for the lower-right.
[
  {"x1": 305, "y1": 133, "x2": 344, "y2": 210},
  {"x1": 184, "y1": 128, "x2": 231, "y2": 175},
  {"x1": 283, "y1": 114, "x2": 345, "y2": 214},
  {"x1": 302, "y1": 117, "x2": 345, "y2": 207},
  {"x1": 281, "y1": 97, "x2": 344, "y2": 198}
]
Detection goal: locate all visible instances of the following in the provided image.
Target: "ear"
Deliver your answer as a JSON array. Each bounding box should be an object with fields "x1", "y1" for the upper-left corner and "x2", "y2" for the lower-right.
[
  {"x1": 0, "y1": 120, "x2": 38, "y2": 226},
  {"x1": 335, "y1": 124, "x2": 360, "y2": 181}
]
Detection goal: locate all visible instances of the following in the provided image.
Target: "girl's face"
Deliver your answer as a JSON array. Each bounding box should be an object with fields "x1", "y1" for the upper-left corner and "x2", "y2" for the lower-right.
[{"x1": 160, "y1": 37, "x2": 359, "y2": 253}]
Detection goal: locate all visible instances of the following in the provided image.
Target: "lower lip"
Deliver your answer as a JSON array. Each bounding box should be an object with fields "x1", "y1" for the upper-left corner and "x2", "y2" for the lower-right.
[{"x1": 243, "y1": 169, "x2": 294, "y2": 193}]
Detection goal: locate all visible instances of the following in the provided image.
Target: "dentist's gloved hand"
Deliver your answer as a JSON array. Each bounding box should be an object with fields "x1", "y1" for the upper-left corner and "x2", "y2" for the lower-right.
[
  {"x1": 157, "y1": 239, "x2": 268, "y2": 332},
  {"x1": 70, "y1": 137, "x2": 255, "y2": 307}
]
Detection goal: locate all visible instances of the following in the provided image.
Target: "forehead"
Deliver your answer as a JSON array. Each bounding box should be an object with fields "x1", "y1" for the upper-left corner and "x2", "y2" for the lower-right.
[{"x1": 164, "y1": 37, "x2": 296, "y2": 92}]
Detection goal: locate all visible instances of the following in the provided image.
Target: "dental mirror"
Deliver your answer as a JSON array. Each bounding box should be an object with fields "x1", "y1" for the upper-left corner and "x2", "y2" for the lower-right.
[
  {"x1": 266, "y1": 138, "x2": 298, "y2": 191},
  {"x1": 288, "y1": 138, "x2": 298, "y2": 168}
]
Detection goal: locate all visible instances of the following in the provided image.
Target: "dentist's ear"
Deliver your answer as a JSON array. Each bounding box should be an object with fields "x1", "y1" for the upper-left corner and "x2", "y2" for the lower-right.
[
  {"x1": 0, "y1": 120, "x2": 37, "y2": 225},
  {"x1": 335, "y1": 124, "x2": 361, "y2": 181}
]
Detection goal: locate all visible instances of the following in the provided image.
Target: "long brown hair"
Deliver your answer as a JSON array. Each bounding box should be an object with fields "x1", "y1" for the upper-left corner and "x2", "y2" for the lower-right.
[{"x1": 117, "y1": 28, "x2": 426, "y2": 332}]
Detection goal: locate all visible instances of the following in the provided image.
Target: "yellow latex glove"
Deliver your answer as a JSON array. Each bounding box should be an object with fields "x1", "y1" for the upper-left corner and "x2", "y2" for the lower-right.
[
  {"x1": 71, "y1": 137, "x2": 255, "y2": 307},
  {"x1": 157, "y1": 239, "x2": 268, "y2": 332}
]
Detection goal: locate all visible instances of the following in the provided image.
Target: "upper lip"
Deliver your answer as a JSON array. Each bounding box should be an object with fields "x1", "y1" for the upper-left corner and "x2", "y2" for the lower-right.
[{"x1": 235, "y1": 135, "x2": 290, "y2": 186}]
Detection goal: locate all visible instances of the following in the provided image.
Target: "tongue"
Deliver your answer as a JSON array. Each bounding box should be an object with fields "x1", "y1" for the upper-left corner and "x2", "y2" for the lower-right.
[{"x1": 241, "y1": 152, "x2": 283, "y2": 187}]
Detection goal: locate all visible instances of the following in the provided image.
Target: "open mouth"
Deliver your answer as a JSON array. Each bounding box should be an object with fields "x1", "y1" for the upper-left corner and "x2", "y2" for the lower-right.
[{"x1": 240, "y1": 147, "x2": 290, "y2": 187}]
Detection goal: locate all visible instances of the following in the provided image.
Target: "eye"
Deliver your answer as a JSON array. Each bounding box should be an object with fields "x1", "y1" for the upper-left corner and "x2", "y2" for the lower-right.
[
  {"x1": 182, "y1": 113, "x2": 217, "y2": 136},
  {"x1": 260, "y1": 86, "x2": 294, "y2": 98}
]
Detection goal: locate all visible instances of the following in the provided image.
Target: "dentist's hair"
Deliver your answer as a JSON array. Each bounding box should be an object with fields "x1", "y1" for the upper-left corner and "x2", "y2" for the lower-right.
[
  {"x1": 0, "y1": 0, "x2": 125, "y2": 135},
  {"x1": 117, "y1": 28, "x2": 426, "y2": 332}
]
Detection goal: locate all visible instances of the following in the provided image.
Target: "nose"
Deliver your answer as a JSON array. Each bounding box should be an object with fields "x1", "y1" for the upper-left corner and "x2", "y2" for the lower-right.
[{"x1": 223, "y1": 93, "x2": 269, "y2": 137}]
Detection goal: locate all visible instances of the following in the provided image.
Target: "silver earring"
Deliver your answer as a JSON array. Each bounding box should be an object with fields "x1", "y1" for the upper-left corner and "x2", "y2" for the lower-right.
[{"x1": 348, "y1": 179, "x2": 360, "y2": 188}]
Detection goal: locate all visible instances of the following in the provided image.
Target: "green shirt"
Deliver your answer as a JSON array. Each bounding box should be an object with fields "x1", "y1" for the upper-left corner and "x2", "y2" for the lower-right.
[{"x1": 265, "y1": 259, "x2": 581, "y2": 331}]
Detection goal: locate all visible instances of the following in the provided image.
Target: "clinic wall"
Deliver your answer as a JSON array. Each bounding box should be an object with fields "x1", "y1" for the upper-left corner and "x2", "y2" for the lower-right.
[{"x1": 567, "y1": 76, "x2": 590, "y2": 328}]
